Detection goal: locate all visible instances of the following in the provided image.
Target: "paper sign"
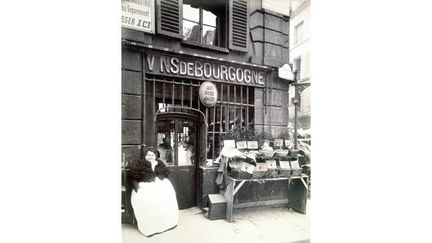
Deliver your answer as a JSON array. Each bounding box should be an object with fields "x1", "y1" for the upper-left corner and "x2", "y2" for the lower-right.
[
  {"x1": 285, "y1": 140, "x2": 293, "y2": 149},
  {"x1": 121, "y1": 0, "x2": 155, "y2": 33},
  {"x1": 290, "y1": 160, "x2": 300, "y2": 169},
  {"x1": 274, "y1": 139, "x2": 284, "y2": 147},
  {"x1": 279, "y1": 161, "x2": 291, "y2": 169},
  {"x1": 236, "y1": 141, "x2": 247, "y2": 149},
  {"x1": 266, "y1": 160, "x2": 277, "y2": 169},
  {"x1": 255, "y1": 163, "x2": 268, "y2": 172},
  {"x1": 223, "y1": 140, "x2": 236, "y2": 148},
  {"x1": 240, "y1": 162, "x2": 255, "y2": 174},
  {"x1": 247, "y1": 141, "x2": 258, "y2": 149}
]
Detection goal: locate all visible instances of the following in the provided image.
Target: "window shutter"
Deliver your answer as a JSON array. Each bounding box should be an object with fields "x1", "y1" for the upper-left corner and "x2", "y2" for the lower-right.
[
  {"x1": 156, "y1": 0, "x2": 183, "y2": 38},
  {"x1": 229, "y1": 0, "x2": 249, "y2": 52}
]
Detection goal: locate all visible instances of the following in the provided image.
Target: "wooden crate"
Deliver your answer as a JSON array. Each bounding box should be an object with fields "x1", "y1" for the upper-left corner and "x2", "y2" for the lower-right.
[{"x1": 207, "y1": 194, "x2": 227, "y2": 220}]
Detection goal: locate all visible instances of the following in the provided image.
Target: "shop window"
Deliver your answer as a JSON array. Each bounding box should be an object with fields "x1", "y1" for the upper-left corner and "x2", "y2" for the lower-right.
[
  {"x1": 206, "y1": 85, "x2": 255, "y2": 164},
  {"x1": 182, "y1": 0, "x2": 227, "y2": 47},
  {"x1": 144, "y1": 75, "x2": 256, "y2": 165}
]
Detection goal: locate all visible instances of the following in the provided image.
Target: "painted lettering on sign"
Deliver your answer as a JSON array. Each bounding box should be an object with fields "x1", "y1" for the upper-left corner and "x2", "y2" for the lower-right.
[
  {"x1": 121, "y1": 0, "x2": 155, "y2": 33},
  {"x1": 199, "y1": 81, "x2": 218, "y2": 107},
  {"x1": 145, "y1": 54, "x2": 266, "y2": 86}
]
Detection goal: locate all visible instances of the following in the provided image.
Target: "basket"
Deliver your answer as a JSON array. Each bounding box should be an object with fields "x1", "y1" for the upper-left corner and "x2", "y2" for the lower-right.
[
  {"x1": 289, "y1": 150, "x2": 299, "y2": 158},
  {"x1": 261, "y1": 151, "x2": 275, "y2": 158},
  {"x1": 228, "y1": 169, "x2": 252, "y2": 179},
  {"x1": 274, "y1": 150, "x2": 289, "y2": 157},
  {"x1": 227, "y1": 159, "x2": 249, "y2": 179},
  {"x1": 266, "y1": 169, "x2": 279, "y2": 178}
]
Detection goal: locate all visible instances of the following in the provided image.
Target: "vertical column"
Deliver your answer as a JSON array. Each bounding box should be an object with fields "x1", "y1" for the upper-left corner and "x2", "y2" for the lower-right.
[
  {"x1": 181, "y1": 80, "x2": 184, "y2": 107},
  {"x1": 240, "y1": 86, "x2": 243, "y2": 128},
  {"x1": 224, "y1": 178, "x2": 235, "y2": 222},
  {"x1": 246, "y1": 87, "x2": 249, "y2": 129},
  {"x1": 142, "y1": 54, "x2": 146, "y2": 149},
  {"x1": 226, "y1": 85, "x2": 230, "y2": 132},
  {"x1": 212, "y1": 105, "x2": 216, "y2": 161}
]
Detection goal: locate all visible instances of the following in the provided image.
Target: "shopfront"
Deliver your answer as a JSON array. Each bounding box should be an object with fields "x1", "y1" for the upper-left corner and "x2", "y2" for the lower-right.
[
  {"x1": 121, "y1": 0, "x2": 303, "y2": 224},
  {"x1": 142, "y1": 50, "x2": 270, "y2": 209},
  {"x1": 121, "y1": 45, "x2": 305, "y2": 222}
]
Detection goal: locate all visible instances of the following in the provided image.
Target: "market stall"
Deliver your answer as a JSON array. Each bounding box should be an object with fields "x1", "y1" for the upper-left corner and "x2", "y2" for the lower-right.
[{"x1": 208, "y1": 135, "x2": 310, "y2": 222}]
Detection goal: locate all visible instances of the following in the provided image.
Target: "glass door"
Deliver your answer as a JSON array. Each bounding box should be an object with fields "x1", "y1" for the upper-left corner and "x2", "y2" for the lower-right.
[{"x1": 156, "y1": 116, "x2": 198, "y2": 209}]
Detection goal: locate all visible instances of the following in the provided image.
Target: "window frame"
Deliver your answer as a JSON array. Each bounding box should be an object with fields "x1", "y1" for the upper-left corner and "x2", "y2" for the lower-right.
[
  {"x1": 294, "y1": 21, "x2": 304, "y2": 45},
  {"x1": 294, "y1": 57, "x2": 302, "y2": 79},
  {"x1": 181, "y1": 0, "x2": 228, "y2": 50}
]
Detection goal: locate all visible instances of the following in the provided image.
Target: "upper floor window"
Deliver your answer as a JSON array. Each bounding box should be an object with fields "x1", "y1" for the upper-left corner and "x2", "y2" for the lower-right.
[
  {"x1": 182, "y1": 0, "x2": 227, "y2": 47},
  {"x1": 294, "y1": 21, "x2": 304, "y2": 45},
  {"x1": 294, "y1": 57, "x2": 301, "y2": 79},
  {"x1": 156, "y1": 0, "x2": 247, "y2": 52}
]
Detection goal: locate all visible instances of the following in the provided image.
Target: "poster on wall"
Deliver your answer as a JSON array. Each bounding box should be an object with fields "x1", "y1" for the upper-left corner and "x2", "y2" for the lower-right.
[{"x1": 121, "y1": 0, "x2": 155, "y2": 33}]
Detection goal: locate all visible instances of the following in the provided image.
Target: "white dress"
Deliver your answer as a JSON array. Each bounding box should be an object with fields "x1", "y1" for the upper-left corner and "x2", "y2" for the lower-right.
[{"x1": 131, "y1": 177, "x2": 179, "y2": 236}]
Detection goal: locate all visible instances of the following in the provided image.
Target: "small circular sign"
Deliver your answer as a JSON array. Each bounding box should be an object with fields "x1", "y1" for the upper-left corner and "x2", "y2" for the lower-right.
[{"x1": 199, "y1": 81, "x2": 218, "y2": 107}]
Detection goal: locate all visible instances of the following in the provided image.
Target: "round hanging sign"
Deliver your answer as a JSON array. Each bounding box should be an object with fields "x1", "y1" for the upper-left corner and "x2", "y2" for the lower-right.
[{"x1": 199, "y1": 81, "x2": 218, "y2": 107}]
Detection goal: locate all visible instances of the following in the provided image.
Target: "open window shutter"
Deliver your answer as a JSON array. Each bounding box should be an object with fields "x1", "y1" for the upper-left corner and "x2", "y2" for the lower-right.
[
  {"x1": 229, "y1": 0, "x2": 249, "y2": 52},
  {"x1": 156, "y1": 0, "x2": 183, "y2": 38}
]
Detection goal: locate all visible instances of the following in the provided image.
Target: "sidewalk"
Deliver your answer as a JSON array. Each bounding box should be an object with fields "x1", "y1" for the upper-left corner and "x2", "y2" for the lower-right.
[{"x1": 122, "y1": 201, "x2": 310, "y2": 243}]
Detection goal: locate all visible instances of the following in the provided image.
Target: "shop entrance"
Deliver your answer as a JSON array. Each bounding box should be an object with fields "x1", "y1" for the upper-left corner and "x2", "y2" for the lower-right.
[{"x1": 156, "y1": 114, "x2": 198, "y2": 210}]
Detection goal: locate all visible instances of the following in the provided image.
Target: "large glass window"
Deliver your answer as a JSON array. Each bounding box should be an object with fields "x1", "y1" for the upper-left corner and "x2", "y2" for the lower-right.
[
  {"x1": 206, "y1": 84, "x2": 255, "y2": 164},
  {"x1": 182, "y1": 0, "x2": 226, "y2": 47}
]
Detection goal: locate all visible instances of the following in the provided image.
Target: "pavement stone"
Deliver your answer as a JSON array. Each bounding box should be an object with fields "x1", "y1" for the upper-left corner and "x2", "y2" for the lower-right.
[{"x1": 122, "y1": 202, "x2": 310, "y2": 243}]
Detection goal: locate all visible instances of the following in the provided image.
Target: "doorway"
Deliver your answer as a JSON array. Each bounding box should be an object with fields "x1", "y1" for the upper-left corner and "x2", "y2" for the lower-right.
[{"x1": 156, "y1": 114, "x2": 198, "y2": 210}]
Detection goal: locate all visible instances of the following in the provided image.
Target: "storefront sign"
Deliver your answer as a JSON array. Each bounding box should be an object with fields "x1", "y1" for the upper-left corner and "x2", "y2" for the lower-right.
[
  {"x1": 146, "y1": 54, "x2": 266, "y2": 86},
  {"x1": 199, "y1": 81, "x2": 218, "y2": 107},
  {"x1": 121, "y1": 0, "x2": 155, "y2": 33}
]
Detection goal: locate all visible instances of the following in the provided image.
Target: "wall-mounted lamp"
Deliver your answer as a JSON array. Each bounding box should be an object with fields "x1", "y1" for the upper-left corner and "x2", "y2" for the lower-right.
[{"x1": 278, "y1": 63, "x2": 299, "y2": 150}]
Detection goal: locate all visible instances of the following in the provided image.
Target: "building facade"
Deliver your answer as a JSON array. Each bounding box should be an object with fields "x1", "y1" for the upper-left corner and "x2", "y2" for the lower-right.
[
  {"x1": 289, "y1": 0, "x2": 311, "y2": 130},
  {"x1": 121, "y1": 0, "x2": 306, "y2": 224}
]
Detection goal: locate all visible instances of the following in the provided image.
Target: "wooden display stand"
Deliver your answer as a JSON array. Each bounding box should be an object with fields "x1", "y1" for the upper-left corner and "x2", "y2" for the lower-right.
[{"x1": 222, "y1": 174, "x2": 309, "y2": 223}]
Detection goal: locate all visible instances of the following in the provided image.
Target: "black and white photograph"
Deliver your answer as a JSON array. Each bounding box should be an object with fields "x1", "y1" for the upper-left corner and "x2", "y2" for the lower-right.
[
  {"x1": 121, "y1": 0, "x2": 311, "y2": 242},
  {"x1": 3, "y1": 0, "x2": 432, "y2": 243}
]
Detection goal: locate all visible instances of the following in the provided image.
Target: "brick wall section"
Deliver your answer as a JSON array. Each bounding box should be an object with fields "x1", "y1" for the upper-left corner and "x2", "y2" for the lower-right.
[{"x1": 250, "y1": 9, "x2": 290, "y2": 67}]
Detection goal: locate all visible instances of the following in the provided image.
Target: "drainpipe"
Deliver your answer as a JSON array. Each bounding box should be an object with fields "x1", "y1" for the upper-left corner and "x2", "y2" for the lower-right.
[{"x1": 293, "y1": 70, "x2": 298, "y2": 150}]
